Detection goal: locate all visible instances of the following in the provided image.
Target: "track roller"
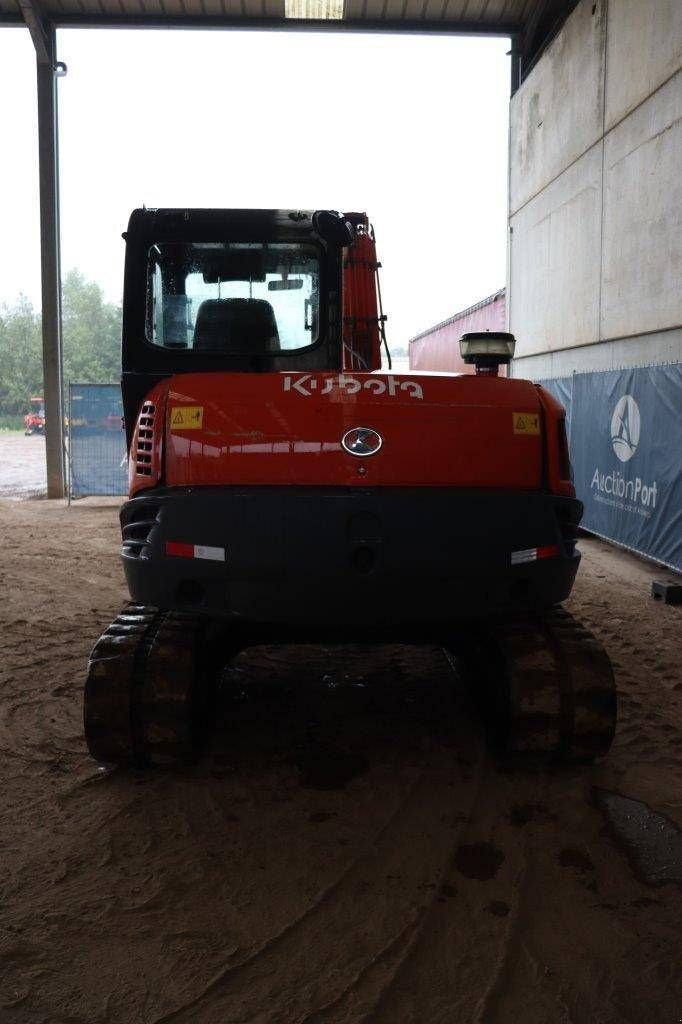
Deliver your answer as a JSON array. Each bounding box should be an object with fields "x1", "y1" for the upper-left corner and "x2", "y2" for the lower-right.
[
  {"x1": 451, "y1": 607, "x2": 617, "y2": 761},
  {"x1": 84, "y1": 604, "x2": 225, "y2": 768}
]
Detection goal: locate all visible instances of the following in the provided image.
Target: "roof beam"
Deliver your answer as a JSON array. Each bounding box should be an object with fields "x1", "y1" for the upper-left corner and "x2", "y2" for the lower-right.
[
  {"x1": 518, "y1": 0, "x2": 578, "y2": 79},
  {"x1": 521, "y1": 0, "x2": 550, "y2": 53},
  {"x1": 18, "y1": 0, "x2": 53, "y2": 64},
  {"x1": 1, "y1": 11, "x2": 519, "y2": 34}
]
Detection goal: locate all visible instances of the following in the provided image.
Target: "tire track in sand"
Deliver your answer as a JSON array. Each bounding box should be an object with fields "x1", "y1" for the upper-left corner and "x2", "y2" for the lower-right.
[{"x1": 151, "y1": 646, "x2": 488, "y2": 1024}]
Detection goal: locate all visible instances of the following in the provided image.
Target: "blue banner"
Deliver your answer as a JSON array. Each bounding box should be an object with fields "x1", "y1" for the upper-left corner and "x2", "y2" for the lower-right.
[
  {"x1": 68, "y1": 383, "x2": 127, "y2": 497},
  {"x1": 567, "y1": 364, "x2": 681, "y2": 571}
]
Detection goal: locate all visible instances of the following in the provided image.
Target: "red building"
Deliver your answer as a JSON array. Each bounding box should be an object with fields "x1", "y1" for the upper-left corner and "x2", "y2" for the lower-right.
[{"x1": 409, "y1": 288, "x2": 506, "y2": 374}]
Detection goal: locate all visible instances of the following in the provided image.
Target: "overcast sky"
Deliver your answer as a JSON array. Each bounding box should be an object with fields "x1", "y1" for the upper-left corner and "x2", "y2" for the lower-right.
[{"x1": 0, "y1": 26, "x2": 509, "y2": 346}]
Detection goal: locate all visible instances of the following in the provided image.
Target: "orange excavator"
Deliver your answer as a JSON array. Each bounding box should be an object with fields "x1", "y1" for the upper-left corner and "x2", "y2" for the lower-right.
[
  {"x1": 24, "y1": 396, "x2": 45, "y2": 435},
  {"x1": 84, "y1": 209, "x2": 616, "y2": 768}
]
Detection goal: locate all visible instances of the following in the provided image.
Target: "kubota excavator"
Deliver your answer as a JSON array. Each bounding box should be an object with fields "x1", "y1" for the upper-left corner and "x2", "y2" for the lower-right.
[{"x1": 84, "y1": 208, "x2": 616, "y2": 767}]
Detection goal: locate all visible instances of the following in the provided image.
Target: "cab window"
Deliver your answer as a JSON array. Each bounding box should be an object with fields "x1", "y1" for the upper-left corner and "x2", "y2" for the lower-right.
[{"x1": 146, "y1": 241, "x2": 320, "y2": 354}]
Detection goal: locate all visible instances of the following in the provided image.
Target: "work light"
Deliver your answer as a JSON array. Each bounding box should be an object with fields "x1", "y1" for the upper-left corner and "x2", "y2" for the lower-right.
[{"x1": 459, "y1": 332, "x2": 516, "y2": 375}]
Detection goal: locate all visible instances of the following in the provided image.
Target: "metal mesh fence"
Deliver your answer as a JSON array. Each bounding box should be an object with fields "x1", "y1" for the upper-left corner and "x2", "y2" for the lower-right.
[{"x1": 68, "y1": 383, "x2": 127, "y2": 497}]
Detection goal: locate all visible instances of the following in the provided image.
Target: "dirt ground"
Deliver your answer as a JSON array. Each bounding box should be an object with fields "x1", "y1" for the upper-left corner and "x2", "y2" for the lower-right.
[{"x1": 0, "y1": 497, "x2": 680, "y2": 1024}]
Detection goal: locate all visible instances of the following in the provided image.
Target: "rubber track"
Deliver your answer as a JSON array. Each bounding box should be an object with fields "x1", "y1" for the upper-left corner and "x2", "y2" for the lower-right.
[
  {"x1": 491, "y1": 606, "x2": 614, "y2": 761},
  {"x1": 452, "y1": 607, "x2": 617, "y2": 760},
  {"x1": 84, "y1": 604, "x2": 214, "y2": 767},
  {"x1": 85, "y1": 605, "x2": 616, "y2": 766}
]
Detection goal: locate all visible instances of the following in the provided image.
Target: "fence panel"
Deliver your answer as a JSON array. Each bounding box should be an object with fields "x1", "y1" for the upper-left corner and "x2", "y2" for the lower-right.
[{"x1": 68, "y1": 383, "x2": 127, "y2": 497}]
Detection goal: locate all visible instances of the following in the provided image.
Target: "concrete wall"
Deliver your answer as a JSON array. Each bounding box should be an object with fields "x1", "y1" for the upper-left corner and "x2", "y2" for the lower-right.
[{"x1": 508, "y1": 0, "x2": 682, "y2": 379}]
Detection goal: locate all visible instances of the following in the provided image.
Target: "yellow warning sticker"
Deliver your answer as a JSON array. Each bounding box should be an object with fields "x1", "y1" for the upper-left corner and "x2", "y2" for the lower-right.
[
  {"x1": 170, "y1": 406, "x2": 204, "y2": 430},
  {"x1": 513, "y1": 411, "x2": 540, "y2": 435}
]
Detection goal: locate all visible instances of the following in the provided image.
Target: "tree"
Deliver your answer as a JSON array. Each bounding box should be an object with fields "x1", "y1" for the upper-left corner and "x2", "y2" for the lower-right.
[
  {"x1": 62, "y1": 270, "x2": 122, "y2": 385},
  {"x1": 0, "y1": 295, "x2": 43, "y2": 415},
  {"x1": 0, "y1": 272, "x2": 122, "y2": 417}
]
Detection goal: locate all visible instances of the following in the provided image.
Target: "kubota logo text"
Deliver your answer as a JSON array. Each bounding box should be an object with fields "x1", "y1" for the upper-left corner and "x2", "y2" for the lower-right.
[
  {"x1": 283, "y1": 374, "x2": 423, "y2": 400},
  {"x1": 610, "y1": 394, "x2": 640, "y2": 462}
]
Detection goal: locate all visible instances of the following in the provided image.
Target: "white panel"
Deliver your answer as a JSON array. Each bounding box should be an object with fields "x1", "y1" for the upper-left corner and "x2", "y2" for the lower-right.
[
  {"x1": 601, "y1": 70, "x2": 682, "y2": 340},
  {"x1": 513, "y1": 328, "x2": 682, "y2": 380},
  {"x1": 509, "y1": 143, "x2": 602, "y2": 358},
  {"x1": 509, "y1": 0, "x2": 605, "y2": 215},
  {"x1": 605, "y1": 0, "x2": 682, "y2": 130}
]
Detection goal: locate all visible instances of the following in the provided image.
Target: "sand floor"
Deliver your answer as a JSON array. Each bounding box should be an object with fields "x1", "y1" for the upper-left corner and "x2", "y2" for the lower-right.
[{"x1": 0, "y1": 497, "x2": 680, "y2": 1024}]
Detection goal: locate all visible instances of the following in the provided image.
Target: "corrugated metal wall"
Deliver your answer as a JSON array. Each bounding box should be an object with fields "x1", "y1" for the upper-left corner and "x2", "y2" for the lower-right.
[{"x1": 409, "y1": 289, "x2": 506, "y2": 373}]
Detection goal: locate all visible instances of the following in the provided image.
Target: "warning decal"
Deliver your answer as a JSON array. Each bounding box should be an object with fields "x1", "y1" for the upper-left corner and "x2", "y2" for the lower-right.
[
  {"x1": 170, "y1": 406, "x2": 204, "y2": 430},
  {"x1": 513, "y1": 411, "x2": 540, "y2": 435}
]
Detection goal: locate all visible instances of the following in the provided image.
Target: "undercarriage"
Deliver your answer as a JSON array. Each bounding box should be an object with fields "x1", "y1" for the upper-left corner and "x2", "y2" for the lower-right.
[{"x1": 84, "y1": 603, "x2": 616, "y2": 767}]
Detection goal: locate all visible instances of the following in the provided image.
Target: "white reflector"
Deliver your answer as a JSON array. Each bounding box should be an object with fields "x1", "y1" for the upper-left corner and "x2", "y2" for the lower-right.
[
  {"x1": 285, "y1": 0, "x2": 344, "y2": 17},
  {"x1": 511, "y1": 547, "x2": 537, "y2": 565},
  {"x1": 511, "y1": 544, "x2": 560, "y2": 565}
]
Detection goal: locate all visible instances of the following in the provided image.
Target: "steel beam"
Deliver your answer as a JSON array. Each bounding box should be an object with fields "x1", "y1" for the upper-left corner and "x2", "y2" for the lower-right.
[
  {"x1": 34, "y1": 24, "x2": 66, "y2": 497},
  {"x1": 509, "y1": 34, "x2": 521, "y2": 94},
  {"x1": 1, "y1": 13, "x2": 518, "y2": 35},
  {"x1": 18, "y1": 0, "x2": 52, "y2": 63}
]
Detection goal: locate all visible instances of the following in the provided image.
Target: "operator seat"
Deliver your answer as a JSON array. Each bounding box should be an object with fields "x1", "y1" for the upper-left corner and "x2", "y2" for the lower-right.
[{"x1": 193, "y1": 298, "x2": 281, "y2": 353}]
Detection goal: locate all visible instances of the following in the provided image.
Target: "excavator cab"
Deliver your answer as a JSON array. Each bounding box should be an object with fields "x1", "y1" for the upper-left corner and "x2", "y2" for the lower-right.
[{"x1": 121, "y1": 209, "x2": 367, "y2": 442}]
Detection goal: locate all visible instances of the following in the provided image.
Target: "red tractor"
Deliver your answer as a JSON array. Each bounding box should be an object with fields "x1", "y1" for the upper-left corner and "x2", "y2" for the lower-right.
[
  {"x1": 84, "y1": 209, "x2": 616, "y2": 768},
  {"x1": 24, "y1": 396, "x2": 45, "y2": 436}
]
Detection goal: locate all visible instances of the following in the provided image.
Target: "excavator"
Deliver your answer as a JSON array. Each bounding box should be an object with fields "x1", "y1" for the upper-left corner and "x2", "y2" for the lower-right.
[
  {"x1": 84, "y1": 208, "x2": 616, "y2": 767},
  {"x1": 24, "y1": 396, "x2": 45, "y2": 435}
]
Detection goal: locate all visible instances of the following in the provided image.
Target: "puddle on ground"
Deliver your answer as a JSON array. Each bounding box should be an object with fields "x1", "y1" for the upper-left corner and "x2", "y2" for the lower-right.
[{"x1": 595, "y1": 789, "x2": 682, "y2": 887}]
